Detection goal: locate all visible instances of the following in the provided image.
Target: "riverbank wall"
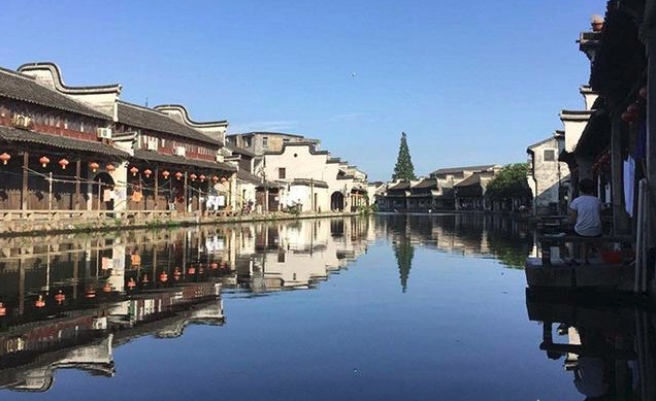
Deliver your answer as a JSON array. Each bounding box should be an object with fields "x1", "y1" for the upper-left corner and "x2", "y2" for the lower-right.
[{"x1": 0, "y1": 210, "x2": 362, "y2": 238}]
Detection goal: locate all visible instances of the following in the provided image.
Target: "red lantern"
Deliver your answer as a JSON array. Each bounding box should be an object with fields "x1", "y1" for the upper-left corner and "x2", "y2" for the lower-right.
[
  {"x1": 621, "y1": 112, "x2": 636, "y2": 123},
  {"x1": 160, "y1": 271, "x2": 168, "y2": 283},
  {"x1": 35, "y1": 295, "x2": 46, "y2": 308},
  {"x1": 89, "y1": 162, "x2": 100, "y2": 172},
  {"x1": 627, "y1": 103, "x2": 640, "y2": 116},
  {"x1": 54, "y1": 290, "x2": 65, "y2": 304},
  {"x1": 0, "y1": 302, "x2": 6, "y2": 317},
  {"x1": 187, "y1": 266, "x2": 196, "y2": 275},
  {"x1": 103, "y1": 282, "x2": 112, "y2": 293},
  {"x1": 144, "y1": 169, "x2": 153, "y2": 178},
  {"x1": 175, "y1": 172, "x2": 183, "y2": 180},
  {"x1": 0, "y1": 153, "x2": 10, "y2": 165},
  {"x1": 127, "y1": 278, "x2": 137, "y2": 290},
  {"x1": 210, "y1": 262, "x2": 218, "y2": 269},
  {"x1": 130, "y1": 166, "x2": 139, "y2": 176},
  {"x1": 640, "y1": 86, "x2": 648, "y2": 99},
  {"x1": 162, "y1": 170, "x2": 170, "y2": 179},
  {"x1": 106, "y1": 164, "x2": 116, "y2": 172},
  {"x1": 211, "y1": 175, "x2": 219, "y2": 183},
  {"x1": 199, "y1": 174, "x2": 206, "y2": 182},
  {"x1": 220, "y1": 176, "x2": 228, "y2": 183},
  {"x1": 58, "y1": 158, "x2": 69, "y2": 170},
  {"x1": 190, "y1": 173, "x2": 197, "y2": 181},
  {"x1": 39, "y1": 156, "x2": 50, "y2": 168}
]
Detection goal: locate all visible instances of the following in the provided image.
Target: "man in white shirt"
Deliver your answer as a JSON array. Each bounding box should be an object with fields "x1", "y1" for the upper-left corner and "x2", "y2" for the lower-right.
[{"x1": 569, "y1": 179, "x2": 603, "y2": 264}]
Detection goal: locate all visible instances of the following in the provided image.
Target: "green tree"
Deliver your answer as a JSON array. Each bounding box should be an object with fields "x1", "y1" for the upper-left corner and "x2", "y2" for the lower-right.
[
  {"x1": 485, "y1": 163, "x2": 532, "y2": 200},
  {"x1": 392, "y1": 132, "x2": 416, "y2": 181},
  {"x1": 393, "y1": 236, "x2": 414, "y2": 293}
]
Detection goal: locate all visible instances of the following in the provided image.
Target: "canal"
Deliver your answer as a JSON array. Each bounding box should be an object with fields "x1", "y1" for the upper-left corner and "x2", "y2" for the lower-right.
[{"x1": 0, "y1": 214, "x2": 646, "y2": 400}]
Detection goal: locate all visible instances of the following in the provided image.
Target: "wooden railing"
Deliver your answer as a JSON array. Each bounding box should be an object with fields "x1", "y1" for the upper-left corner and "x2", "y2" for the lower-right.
[{"x1": 0, "y1": 209, "x2": 176, "y2": 222}]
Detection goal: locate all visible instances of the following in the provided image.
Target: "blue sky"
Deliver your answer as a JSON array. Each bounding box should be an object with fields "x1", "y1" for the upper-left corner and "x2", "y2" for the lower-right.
[{"x1": 1, "y1": 0, "x2": 604, "y2": 180}]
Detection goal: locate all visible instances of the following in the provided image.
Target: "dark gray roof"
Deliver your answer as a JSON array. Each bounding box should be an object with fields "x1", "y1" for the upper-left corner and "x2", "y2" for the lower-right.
[
  {"x1": 291, "y1": 178, "x2": 329, "y2": 188},
  {"x1": 388, "y1": 181, "x2": 411, "y2": 191},
  {"x1": 431, "y1": 164, "x2": 496, "y2": 176},
  {"x1": 225, "y1": 143, "x2": 256, "y2": 157},
  {"x1": 263, "y1": 142, "x2": 329, "y2": 156},
  {"x1": 237, "y1": 168, "x2": 263, "y2": 185},
  {"x1": 118, "y1": 102, "x2": 221, "y2": 146},
  {"x1": 412, "y1": 178, "x2": 438, "y2": 189},
  {"x1": 453, "y1": 173, "x2": 483, "y2": 188},
  {"x1": 0, "y1": 125, "x2": 129, "y2": 158},
  {"x1": 132, "y1": 149, "x2": 236, "y2": 171},
  {"x1": 326, "y1": 157, "x2": 342, "y2": 164},
  {"x1": 0, "y1": 67, "x2": 109, "y2": 120}
]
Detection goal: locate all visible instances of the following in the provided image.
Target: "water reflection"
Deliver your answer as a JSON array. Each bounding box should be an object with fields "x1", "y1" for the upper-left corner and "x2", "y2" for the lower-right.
[
  {"x1": 0, "y1": 214, "x2": 531, "y2": 394},
  {"x1": 527, "y1": 293, "x2": 656, "y2": 401}
]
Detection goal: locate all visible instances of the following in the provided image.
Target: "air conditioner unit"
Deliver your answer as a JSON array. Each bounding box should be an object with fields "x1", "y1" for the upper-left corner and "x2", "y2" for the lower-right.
[
  {"x1": 174, "y1": 146, "x2": 186, "y2": 157},
  {"x1": 97, "y1": 128, "x2": 113, "y2": 139},
  {"x1": 146, "y1": 140, "x2": 158, "y2": 151},
  {"x1": 11, "y1": 114, "x2": 31, "y2": 130}
]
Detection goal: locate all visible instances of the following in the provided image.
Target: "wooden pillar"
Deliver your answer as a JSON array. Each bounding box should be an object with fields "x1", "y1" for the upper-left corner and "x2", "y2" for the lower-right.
[
  {"x1": 648, "y1": 33, "x2": 656, "y2": 247},
  {"x1": 611, "y1": 114, "x2": 629, "y2": 234},
  {"x1": 183, "y1": 172, "x2": 188, "y2": 213},
  {"x1": 154, "y1": 167, "x2": 159, "y2": 211},
  {"x1": 21, "y1": 152, "x2": 29, "y2": 211},
  {"x1": 75, "y1": 159, "x2": 82, "y2": 210}
]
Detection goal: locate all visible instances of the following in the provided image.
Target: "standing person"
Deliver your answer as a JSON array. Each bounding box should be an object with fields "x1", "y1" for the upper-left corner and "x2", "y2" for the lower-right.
[{"x1": 569, "y1": 179, "x2": 603, "y2": 264}]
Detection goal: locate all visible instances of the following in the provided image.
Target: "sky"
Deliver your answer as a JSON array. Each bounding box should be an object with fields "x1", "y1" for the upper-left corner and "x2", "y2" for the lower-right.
[{"x1": 1, "y1": 0, "x2": 605, "y2": 181}]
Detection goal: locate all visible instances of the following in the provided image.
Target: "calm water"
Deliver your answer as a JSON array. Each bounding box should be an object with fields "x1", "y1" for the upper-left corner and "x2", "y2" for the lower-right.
[{"x1": 0, "y1": 214, "x2": 646, "y2": 400}]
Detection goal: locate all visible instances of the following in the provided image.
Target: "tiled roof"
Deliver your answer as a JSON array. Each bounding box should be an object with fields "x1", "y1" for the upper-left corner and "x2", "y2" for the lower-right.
[
  {"x1": 412, "y1": 178, "x2": 438, "y2": 189},
  {"x1": 237, "y1": 168, "x2": 263, "y2": 185},
  {"x1": 0, "y1": 67, "x2": 109, "y2": 120},
  {"x1": 454, "y1": 173, "x2": 483, "y2": 188},
  {"x1": 431, "y1": 164, "x2": 496, "y2": 176},
  {"x1": 132, "y1": 149, "x2": 236, "y2": 171},
  {"x1": 225, "y1": 143, "x2": 256, "y2": 157},
  {"x1": 0, "y1": 125, "x2": 129, "y2": 158},
  {"x1": 388, "y1": 181, "x2": 411, "y2": 190},
  {"x1": 118, "y1": 102, "x2": 221, "y2": 146},
  {"x1": 291, "y1": 178, "x2": 329, "y2": 188}
]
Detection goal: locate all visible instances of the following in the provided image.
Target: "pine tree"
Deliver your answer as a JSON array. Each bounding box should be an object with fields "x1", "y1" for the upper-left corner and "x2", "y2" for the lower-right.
[{"x1": 393, "y1": 132, "x2": 416, "y2": 181}]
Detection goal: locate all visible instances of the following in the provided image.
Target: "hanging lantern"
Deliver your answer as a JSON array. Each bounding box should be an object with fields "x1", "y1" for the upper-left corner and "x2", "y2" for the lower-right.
[
  {"x1": 210, "y1": 262, "x2": 218, "y2": 270},
  {"x1": 220, "y1": 176, "x2": 228, "y2": 183},
  {"x1": 39, "y1": 156, "x2": 50, "y2": 168},
  {"x1": 159, "y1": 271, "x2": 168, "y2": 283},
  {"x1": 54, "y1": 290, "x2": 65, "y2": 304},
  {"x1": 0, "y1": 302, "x2": 6, "y2": 317},
  {"x1": 187, "y1": 266, "x2": 196, "y2": 275},
  {"x1": 627, "y1": 103, "x2": 640, "y2": 116},
  {"x1": 58, "y1": 158, "x2": 69, "y2": 170},
  {"x1": 89, "y1": 162, "x2": 100, "y2": 172},
  {"x1": 35, "y1": 295, "x2": 46, "y2": 308},
  {"x1": 162, "y1": 170, "x2": 170, "y2": 179},
  {"x1": 106, "y1": 164, "x2": 116, "y2": 172},
  {"x1": 130, "y1": 166, "x2": 139, "y2": 176},
  {"x1": 190, "y1": 173, "x2": 197, "y2": 181},
  {"x1": 621, "y1": 112, "x2": 636, "y2": 123},
  {"x1": 127, "y1": 278, "x2": 137, "y2": 290},
  {"x1": 175, "y1": 171, "x2": 183, "y2": 180},
  {"x1": 199, "y1": 174, "x2": 206, "y2": 182},
  {"x1": 144, "y1": 169, "x2": 153, "y2": 178},
  {"x1": 173, "y1": 268, "x2": 182, "y2": 280},
  {"x1": 640, "y1": 86, "x2": 648, "y2": 99},
  {"x1": 211, "y1": 175, "x2": 219, "y2": 183},
  {"x1": 0, "y1": 153, "x2": 10, "y2": 165}
]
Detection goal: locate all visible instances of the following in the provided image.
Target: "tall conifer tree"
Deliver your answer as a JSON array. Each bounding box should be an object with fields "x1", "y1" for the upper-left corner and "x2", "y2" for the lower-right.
[{"x1": 393, "y1": 132, "x2": 416, "y2": 181}]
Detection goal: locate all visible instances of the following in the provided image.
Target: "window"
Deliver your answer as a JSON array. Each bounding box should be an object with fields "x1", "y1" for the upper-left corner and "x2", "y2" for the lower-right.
[
  {"x1": 278, "y1": 168, "x2": 286, "y2": 179},
  {"x1": 543, "y1": 149, "x2": 556, "y2": 162},
  {"x1": 263, "y1": 136, "x2": 269, "y2": 148}
]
